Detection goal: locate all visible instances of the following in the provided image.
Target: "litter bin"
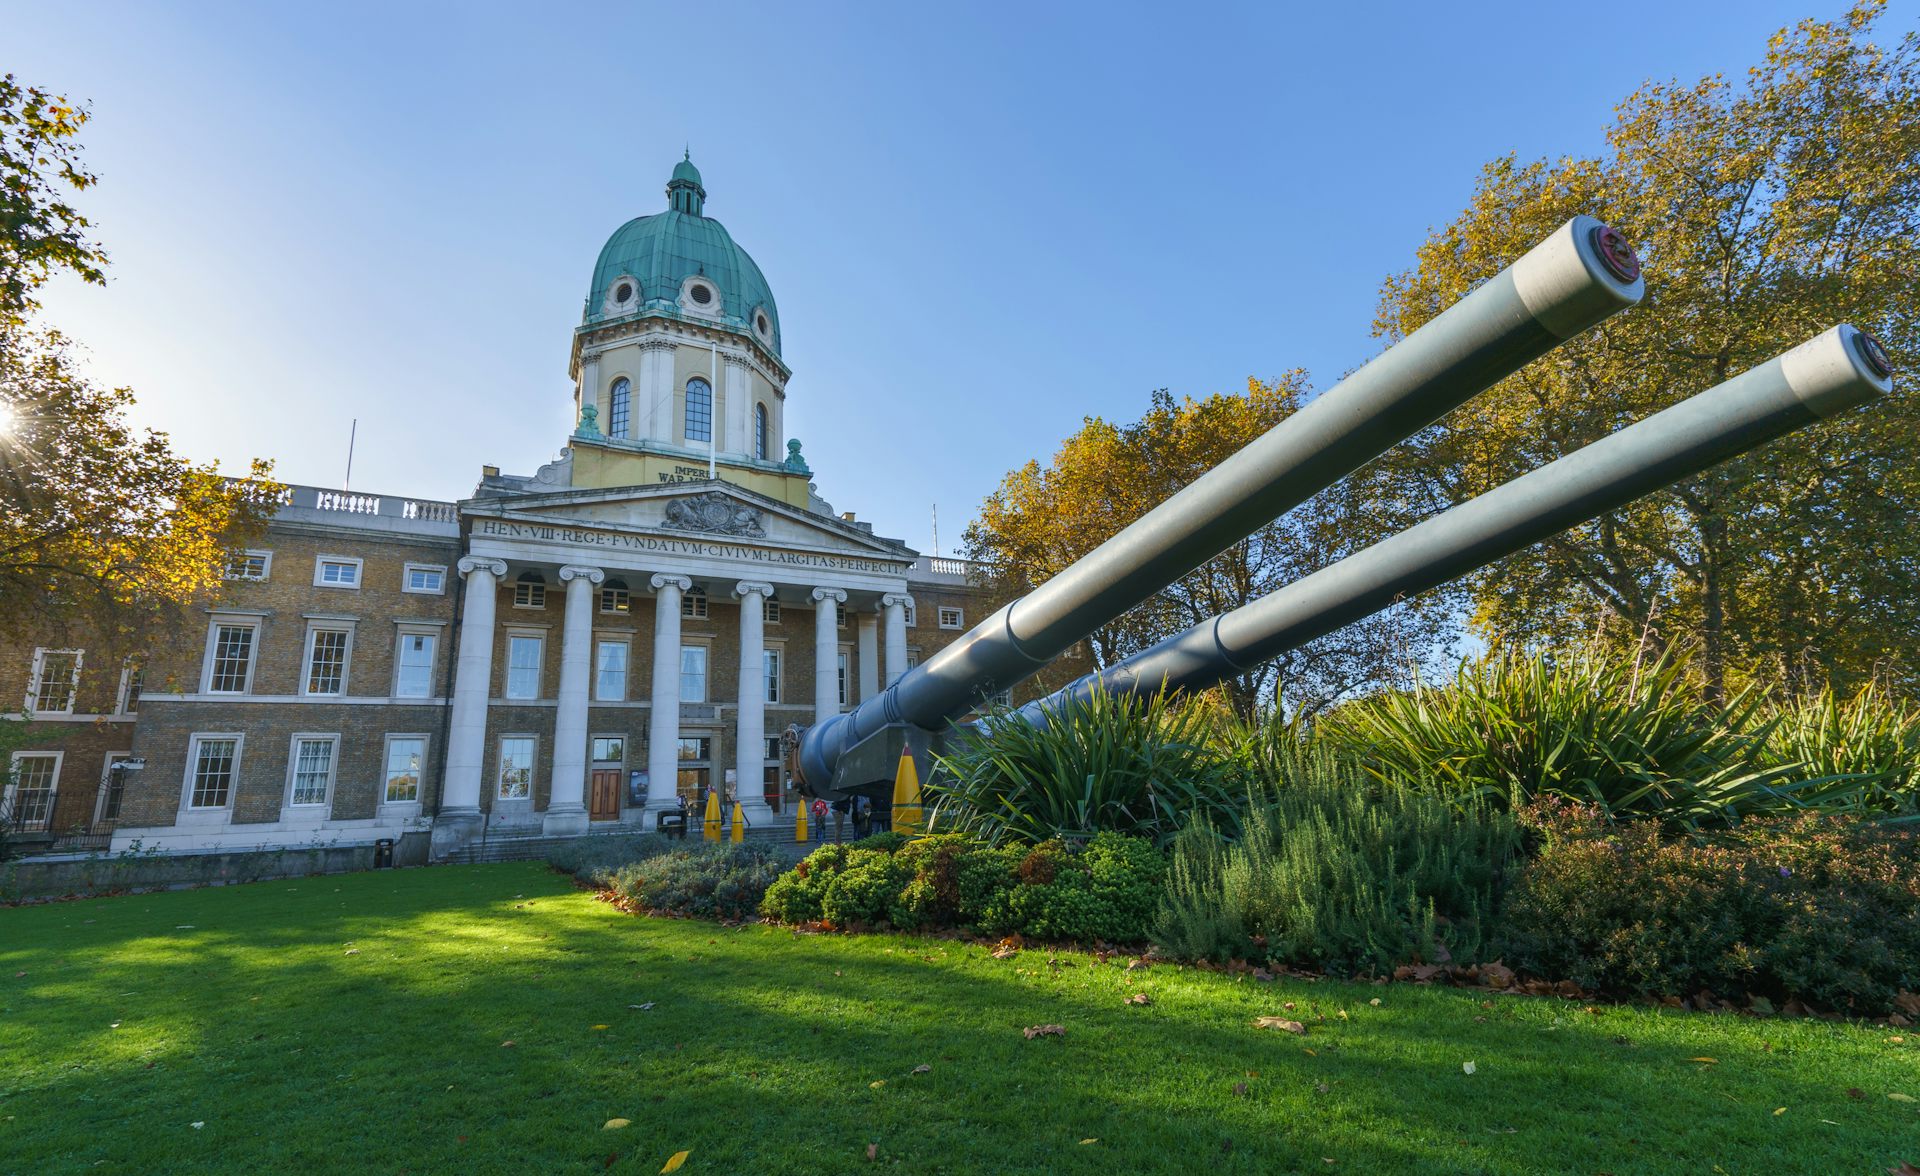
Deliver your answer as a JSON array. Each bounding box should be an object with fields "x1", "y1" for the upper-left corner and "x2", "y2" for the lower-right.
[{"x1": 373, "y1": 838, "x2": 394, "y2": 869}]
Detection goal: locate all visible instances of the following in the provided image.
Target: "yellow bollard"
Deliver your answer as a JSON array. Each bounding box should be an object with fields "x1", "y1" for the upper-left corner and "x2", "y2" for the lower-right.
[
  {"x1": 730, "y1": 801, "x2": 746, "y2": 843},
  {"x1": 702, "y1": 791, "x2": 721, "y2": 841},
  {"x1": 891, "y1": 748, "x2": 924, "y2": 836},
  {"x1": 795, "y1": 802, "x2": 809, "y2": 842}
]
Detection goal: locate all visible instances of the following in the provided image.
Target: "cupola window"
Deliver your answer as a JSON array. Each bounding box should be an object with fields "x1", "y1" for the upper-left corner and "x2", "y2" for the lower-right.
[
  {"x1": 685, "y1": 377, "x2": 713, "y2": 443},
  {"x1": 614, "y1": 282, "x2": 633, "y2": 303},
  {"x1": 756, "y1": 312, "x2": 770, "y2": 336},
  {"x1": 609, "y1": 377, "x2": 631, "y2": 439},
  {"x1": 754, "y1": 403, "x2": 769, "y2": 460},
  {"x1": 689, "y1": 282, "x2": 713, "y2": 306}
]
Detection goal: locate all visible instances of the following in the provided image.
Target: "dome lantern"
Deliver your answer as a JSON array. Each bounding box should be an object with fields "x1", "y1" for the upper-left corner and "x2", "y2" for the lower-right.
[{"x1": 667, "y1": 151, "x2": 706, "y2": 216}]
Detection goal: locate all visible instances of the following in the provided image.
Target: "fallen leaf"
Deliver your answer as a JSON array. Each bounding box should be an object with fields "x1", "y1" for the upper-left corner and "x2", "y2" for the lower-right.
[
  {"x1": 1126, "y1": 959, "x2": 1149, "y2": 971},
  {"x1": 1368, "y1": 998, "x2": 1381, "y2": 1007},
  {"x1": 1772, "y1": 1107, "x2": 1787, "y2": 1116},
  {"x1": 343, "y1": 949, "x2": 360, "y2": 956},
  {"x1": 190, "y1": 1121, "x2": 205, "y2": 1129},
  {"x1": 865, "y1": 1143, "x2": 878, "y2": 1161},
  {"x1": 629, "y1": 1003, "x2": 656, "y2": 1011},
  {"x1": 1315, "y1": 1081, "x2": 1330, "y2": 1093},
  {"x1": 1848, "y1": 1088, "x2": 1868, "y2": 1100},
  {"x1": 660, "y1": 1151, "x2": 690, "y2": 1173},
  {"x1": 1462, "y1": 1061, "x2": 1477, "y2": 1075},
  {"x1": 1253, "y1": 1017, "x2": 1306, "y2": 1035},
  {"x1": 1232, "y1": 1081, "x2": 1249, "y2": 1096},
  {"x1": 869, "y1": 1080, "x2": 885, "y2": 1088},
  {"x1": 1689, "y1": 1057, "x2": 1719, "y2": 1065},
  {"x1": 1886, "y1": 1162, "x2": 1920, "y2": 1176},
  {"x1": 604, "y1": 1119, "x2": 630, "y2": 1130},
  {"x1": 1023, "y1": 1024, "x2": 1066, "y2": 1039},
  {"x1": 911, "y1": 1064, "x2": 931, "y2": 1075},
  {"x1": 991, "y1": 945, "x2": 1019, "y2": 960},
  {"x1": 500, "y1": 1041, "x2": 516, "y2": 1048},
  {"x1": 1895, "y1": 991, "x2": 1920, "y2": 1017},
  {"x1": 1283, "y1": 1002, "x2": 1296, "y2": 1010},
  {"x1": 1125, "y1": 993, "x2": 1152, "y2": 1006},
  {"x1": 1079, "y1": 1138, "x2": 1099, "y2": 1145},
  {"x1": 1889, "y1": 1092, "x2": 1917, "y2": 1103},
  {"x1": 591, "y1": 1024, "x2": 610, "y2": 1031},
  {"x1": 1304, "y1": 1047, "x2": 1317, "y2": 1056}
]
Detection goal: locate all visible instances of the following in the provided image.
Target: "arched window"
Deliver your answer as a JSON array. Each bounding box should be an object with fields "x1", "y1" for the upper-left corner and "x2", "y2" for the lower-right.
[
  {"x1": 754, "y1": 403, "x2": 769, "y2": 460},
  {"x1": 685, "y1": 377, "x2": 712, "y2": 443},
  {"x1": 608, "y1": 377, "x2": 631, "y2": 439}
]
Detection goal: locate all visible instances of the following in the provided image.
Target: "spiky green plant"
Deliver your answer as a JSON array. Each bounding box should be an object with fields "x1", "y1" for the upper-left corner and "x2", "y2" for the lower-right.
[
  {"x1": 928, "y1": 689, "x2": 1241, "y2": 847},
  {"x1": 1760, "y1": 682, "x2": 1920, "y2": 819}
]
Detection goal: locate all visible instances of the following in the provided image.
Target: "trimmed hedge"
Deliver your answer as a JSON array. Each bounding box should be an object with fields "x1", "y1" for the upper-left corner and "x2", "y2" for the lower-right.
[
  {"x1": 602, "y1": 842, "x2": 786, "y2": 921},
  {"x1": 760, "y1": 832, "x2": 1165, "y2": 944}
]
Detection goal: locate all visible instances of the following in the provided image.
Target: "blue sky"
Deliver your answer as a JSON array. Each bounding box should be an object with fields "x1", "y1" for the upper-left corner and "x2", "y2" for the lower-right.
[{"x1": 11, "y1": 0, "x2": 1827, "y2": 554}]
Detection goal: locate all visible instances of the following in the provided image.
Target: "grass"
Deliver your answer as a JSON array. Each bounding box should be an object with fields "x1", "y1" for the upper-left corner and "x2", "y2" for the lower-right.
[{"x1": 2, "y1": 865, "x2": 1916, "y2": 1174}]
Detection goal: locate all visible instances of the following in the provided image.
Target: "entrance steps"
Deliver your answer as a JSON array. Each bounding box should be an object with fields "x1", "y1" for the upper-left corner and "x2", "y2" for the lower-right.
[{"x1": 441, "y1": 822, "x2": 819, "y2": 867}]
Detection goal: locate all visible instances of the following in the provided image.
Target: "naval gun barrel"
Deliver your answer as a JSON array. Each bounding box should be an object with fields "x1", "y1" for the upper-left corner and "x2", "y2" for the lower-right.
[
  {"x1": 798, "y1": 215, "x2": 1645, "y2": 792},
  {"x1": 1019, "y1": 325, "x2": 1894, "y2": 719}
]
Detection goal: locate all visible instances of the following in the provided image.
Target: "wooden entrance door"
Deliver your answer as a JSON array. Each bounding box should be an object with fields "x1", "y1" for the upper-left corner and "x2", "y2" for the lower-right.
[{"x1": 589, "y1": 769, "x2": 621, "y2": 821}]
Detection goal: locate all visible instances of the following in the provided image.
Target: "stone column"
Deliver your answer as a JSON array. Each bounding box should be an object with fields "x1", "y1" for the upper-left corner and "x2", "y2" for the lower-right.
[
  {"x1": 578, "y1": 353, "x2": 602, "y2": 430},
  {"x1": 856, "y1": 612, "x2": 879, "y2": 702},
  {"x1": 544, "y1": 565, "x2": 603, "y2": 836},
  {"x1": 724, "y1": 356, "x2": 752, "y2": 458},
  {"x1": 881, "y1": 592, "x2": 914, "y2": 688},
  {"x1": 811, "y1": 587, "x2": 846, "y2": 722},
  {"x1": 646, "y1": 574, "x2": 691, "y2": 816},
  {"x1": 433, "y1": 556, "x2": 505, "y2": 857},
  {"x1": 733, "y1": 580, "x2": 775, "y2": 823}
]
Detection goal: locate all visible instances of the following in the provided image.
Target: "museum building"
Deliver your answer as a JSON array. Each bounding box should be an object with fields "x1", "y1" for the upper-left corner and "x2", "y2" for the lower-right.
[{"x1": 1, "y1": 158, "x2": 985, "y2": 861}]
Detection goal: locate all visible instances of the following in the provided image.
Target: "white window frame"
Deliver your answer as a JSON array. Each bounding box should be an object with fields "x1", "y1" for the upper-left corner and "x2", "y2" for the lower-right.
[
  {"x1": 682, "y1": 587, "x2": 708, "y2": 620},
  {"x1": 116, "y1": 661, "x2": 143, "y2": 716},
  {"x1": 938, "y1": 606, "x2": 965, "y2": 630},
  {"x1": 600, "y1": 581, "x2": 631, "y2": 615},
  {"x1": 906, "y1": 647, "x2": 921, "y2": 670},
  {"x1": 513, "y1": 576, "x2": 547, "y2": 609},
  {"x1": 402, "y1": 563, "x2": 447, "y2": 595},
  {"x1": 595, "y1": 637, "x2": 630, "y2": 702},
  {"x1": 678, "y1": 642, "x2": 709, "y2": 703},
  {"x1": 392, "y1": 625, "x2": 441, "y2": 699},
  {"x1": 5, "y1": 750, "x2": 62, "y2": 831},
  {"x1": 763, "y1": 647, "x2": 781, "y2": 704},
  {"x1": 180, "y1": 733, "x2": 244, "y2": 819},
  {"x1": 201, "y1": 617, "x2": 262, "y2": 695},
  {"x1": 496, "y1": 733, "x2": 537, "y2": 802},
  {"x1": 763, "y1": 598, "x2": 781, "y2": 624},
  {"x1": 836, "y1": 647, "x2": 851, "y2": 707},
  {"x1": 902, "y1": 602, "x2": 917, "y2": 627},
  {"x1": 284, "y1": 733, "x2": 340, "y2": 811},
  {"x1": 223, "y1": 549, "x2": 272, "y2": 582},
  {"x1": 313, "y1": 555, "x2": 364, "y2": 589},
  {"x1": 380, "y1": 733, "x2": 429, "y2": 809},
  {"x1": 26, "y1": 647, "x2": 82, "y2": 715},
  {"x1": 504, "y1": 633, "x2": 543, "y2": 700},
  {"x1": 97, "y1": 751, "x2": 134, "y2": 824},
  {"x1": 835, "y1": 601, "x2": 847, "y2": 629},
  {"x1": 301, "y1": 623, "x2": 355, "y2": 697}
]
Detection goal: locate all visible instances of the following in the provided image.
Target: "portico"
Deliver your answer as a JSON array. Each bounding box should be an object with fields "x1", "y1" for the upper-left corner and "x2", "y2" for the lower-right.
[{"x1": 431, "y1": 479, "x2": 919, "y2": 852}]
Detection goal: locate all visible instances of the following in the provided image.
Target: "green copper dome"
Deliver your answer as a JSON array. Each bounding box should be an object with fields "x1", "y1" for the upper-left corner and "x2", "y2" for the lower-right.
[{"x1": 582, "y1": 158, "x2": 781, "y2": 358}]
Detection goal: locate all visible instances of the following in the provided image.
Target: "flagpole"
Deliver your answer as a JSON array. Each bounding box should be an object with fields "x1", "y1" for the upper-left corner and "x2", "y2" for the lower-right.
[{"x1": 708, "y1": 336, "x2": 718, "y2": 479}]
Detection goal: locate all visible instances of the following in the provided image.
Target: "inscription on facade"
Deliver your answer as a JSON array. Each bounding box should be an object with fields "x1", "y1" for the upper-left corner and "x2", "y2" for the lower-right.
[
  {"x1": 657, "y1": 464, "x2": 709, "y2": 485},
  {"x1": 474, "y1": 518, "x2": 908, "y2": 574}
]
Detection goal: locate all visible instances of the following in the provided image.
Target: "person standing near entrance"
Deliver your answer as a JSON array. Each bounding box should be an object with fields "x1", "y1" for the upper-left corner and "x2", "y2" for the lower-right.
[{"x1": 810, "y1": 797, "x2": 828, "y2": 844}]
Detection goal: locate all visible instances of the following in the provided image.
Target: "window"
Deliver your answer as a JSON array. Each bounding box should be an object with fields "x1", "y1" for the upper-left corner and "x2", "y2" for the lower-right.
[
  {"x1": 100, "y1": 754, "x2": 134, "y2": 822},
  {"x1": 187, "y1": 736, "x2": 239, "y2": 809},
  {"x1": 27, "y1": 648, "x2": 80, "y2": 714},
  {"x1": 675, "y1": 737, "x2": 710, "y2": 804},
  {"x1": 764, "y1": 648, "x2": 781, "y2": 704},
  {"x1": 835, "y1": 602, "x2": 847, "y2": 629},
  {"x1": 679, "y1": 645, "x2": 708, "y2": 702},
  {"x1": 903, "y1": 602, "x2": 917, "y2": 627},
  {"x1": 609, "y1": 376, "x2": 631, "y2": 439},
  {"x1": 224, "y1": 550, "x2": 271, "y2": 581},
  {"x1": 403, "y1": 564, "x2": 446, "y2": 594},
  {"x1": 591, "y1": 736, "x2": 625, "y2": 763},
  {"x1": 763, "y1": 598, "x2": 781, "y2": 624},
  {"x1": 314, "y1": 557, "x2": 362, "y2": 588},
  {"x1": 514, "y1": 572, "x2": 546, "y2": 609},
  {"x1": 938, "y1": 606, "x2": 965, "y2": 630},
  {"x1": 614, "y1": 281, "x2": 633, "y2": 304},
  {"x1": 204, "y1": 623, "x2": 256, "y2": 694},
  {"x1": 383, "y1": 736, "x2": 426, "y2": 804},
  {"x1": 600, "y1": 579, "x2": 631, "y2": 614},
  {"x1": 682, "y1": 586, "x2": 708, "y2": 619},
  {"x1": 288, "y1": 736, "x2": 336, "y2": 807},
  {"x1": 497, "y1": 736, "x2": 535, "y2": 800},
  {"x1": 394, "y1": 632, "x2": 437, "y2": 698},
  {"x1": 906, "y1": 649, "x2": 920, "y2": 669},
  {"x1": 117, "y1": 662, "x2": 143, "y2": 715},
  {"x1": 765, "y1": 736, "x2": 783, "y2": 761},
  {"x1": 6, "y1": 753, "x2": 59, "y2": 830},
  {"x1": 595, "y1": 639, "x2": 629, "y2": 702},
  {"x1": 754, "y1": 402, "x2": 769, "y2": 460},
  {"x1": 505, "y1": 636, "x2": 542, "y2": 700},
  {"x1": 685, "y1": 377, "x2": 712, "y2": 443},
  {"x1": 836, "y1": 650, "x2": 850, "y2": 707},
  {"x1": 304, "y1": 628, "x2": 350, "y2": 696}
]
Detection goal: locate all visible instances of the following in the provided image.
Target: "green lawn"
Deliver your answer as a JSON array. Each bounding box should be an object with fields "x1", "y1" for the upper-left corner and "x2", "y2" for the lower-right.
[{"x1": 1, "y1": 864, "x2": 1915, "y2": 1174}]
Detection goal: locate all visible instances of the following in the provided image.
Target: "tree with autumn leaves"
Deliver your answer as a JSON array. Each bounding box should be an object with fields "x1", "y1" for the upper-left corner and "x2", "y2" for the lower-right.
[
  {"x1": 967, "y1": 5, "x2": 1917, "y2": 712},
  {"x1": 0, "y1": 74, "x2": 279, "y2": 651}
]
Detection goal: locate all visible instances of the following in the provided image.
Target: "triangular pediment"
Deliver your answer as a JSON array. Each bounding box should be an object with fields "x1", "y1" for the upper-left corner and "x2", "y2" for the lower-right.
[{"x1": 463, "y1": 480, "x2": 914, "y2": 563}]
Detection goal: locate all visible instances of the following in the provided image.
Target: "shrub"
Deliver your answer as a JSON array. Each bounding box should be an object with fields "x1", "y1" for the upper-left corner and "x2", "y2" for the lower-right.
[
  {"x1": 850, "y1": 830, "x2": 911, "y2": 854},
  {"x1": 1314, "y1": 646, "x2": 1805, "y2": 829},
  {"x1": 1155, "y1": 753, "x2": 1521, "y2": 974},
  {"x1": 1760, "y1": 682, "x2": 1920, "y2": 818},
  {"x1": 930, "y1": 690, "x2": 1242, "y2": 847},
  {"x1": 759, "y1": 832, "x2": 1164, "y2": 944},
  {"x1": 1495, "y1": 802, "x2": 1920, "y2": 1014},
  {"x1": 604, "y1": 842, "x2": 785, "y2": 921},
  {"x1": 544, "y1": 833, "x2": 671, "y2": 881}
]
